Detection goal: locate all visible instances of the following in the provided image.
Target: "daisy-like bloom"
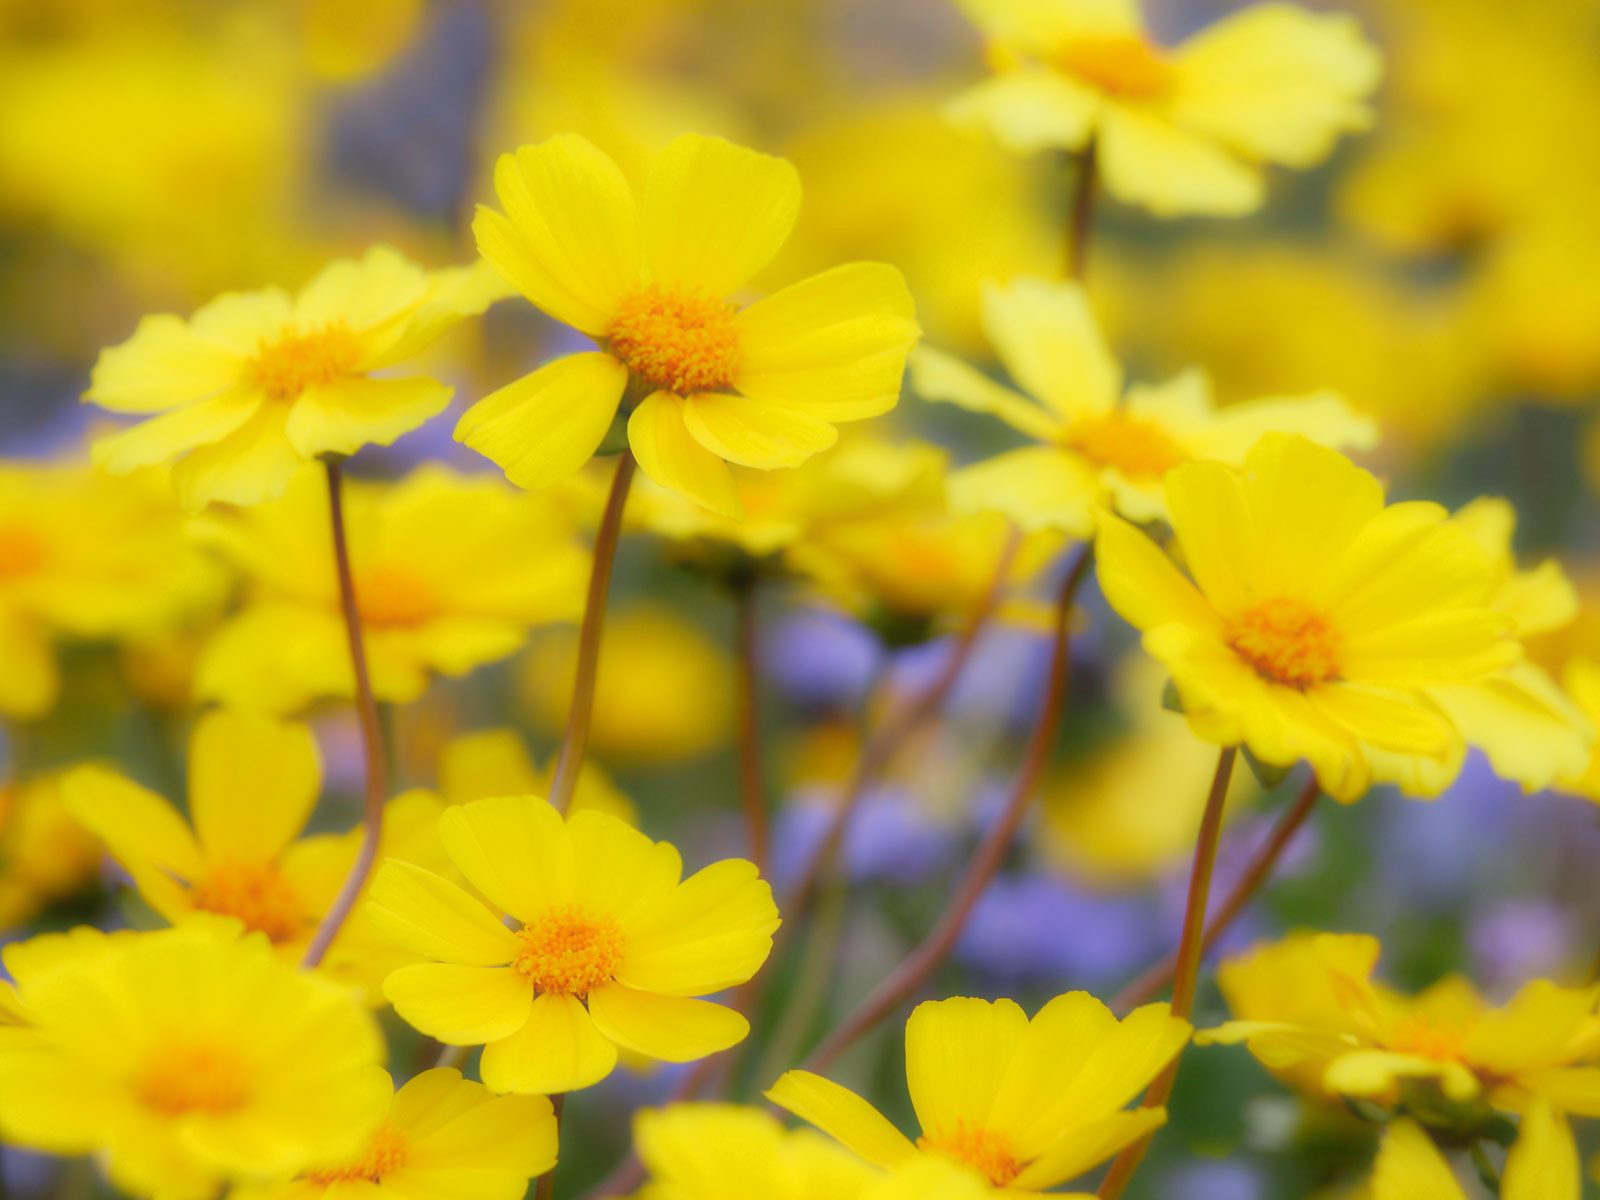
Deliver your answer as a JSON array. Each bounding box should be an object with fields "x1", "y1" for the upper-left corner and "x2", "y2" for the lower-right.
[
  {"x1": 1095, "y1": 434, "x2": 1518, "y2": 801},
  {"x1": 767, "y1": 994, "x2": 1190, "y2": 1193},
  {"x1": 0, "y1": 924, "x2": 388, "y2": 1200},
  {"x1": 0, "y1": 461, "x2": 223, "y2": 720},
  {"x1": 454, "y1": 132, "x2": 921, "y2": 517},
  {"x1": 236, "y1": 1068, "x2": 557, "y2": 1200},
  {"x1": 367, "y1": 794, "x2": 779, "y2": 1094},
  {"x1": 1372, "y1": 1110, "x2": 1578, "y2": 1200},
  {"x1": 1197, "y1": 932, "x2": 1600, "y2": 1114},
  {"x1": 193, "y1": 465, "x2": 587, "y2": 714},
  {"x1": 911, "y1": 278, "x2": 1377, "y2": 537},
  {"x1": 633, "y1": 1104, "x2": 877, "y2": 1200},
  {"x1": 85, "y1": 245, "x2": 504, "y2": 511},
  {"x1": 0, "y1": 769, "x2": 104, "y2": 928},
  {"x1": 947, "y1": 0, "x2": 1381, "y2": 217},
  {"x1": 63, "y1": 709, "x2": 449, "y2": 992}
]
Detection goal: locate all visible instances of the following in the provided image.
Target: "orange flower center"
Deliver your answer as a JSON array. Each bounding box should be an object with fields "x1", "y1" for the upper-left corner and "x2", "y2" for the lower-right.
[
  {"x1": 0, "y1": 524, "x2": 47, "y2": 578},
  {"x1": 1225, "y1": 598, "x2": 1342, "y2": 689},
  {"x1": 190, "y1": 863, "x2": 303, "y2": 944},
  {"x1": 306, "y1": 1124, "x2": 411, "y2": 1184},
  {"x1": 355, "y1": 564, "x2": 440, "y2": 628},
  {"x1": 1057, "y1": 35, "x2": 1174, "y2": 100},
  {"x1": 514, "y1": 905, "x2": 625, "y2": 998},
  {"x1": 1386, "y1": 1016, "x2": 1468, "y2": 1063},
  {"x1": 135, "y1": 1040, "x2": 249, "y2": 1116},
  {"x1": 1065, "y1": 414, "x2": 1188, "y2": 480},
  {"x1": 918, "y1": 1121, "x2": 1024, "y2": 1188},
  {"x1": 606, "y1": 284, "x2": 740, "y2": 395},
  {"x1": 248, "y1": 323, "x2": 363, "y2": 401}
]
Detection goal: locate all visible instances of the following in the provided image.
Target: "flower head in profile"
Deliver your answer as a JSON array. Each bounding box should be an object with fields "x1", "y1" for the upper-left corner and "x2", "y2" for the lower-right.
[
  {"x1": 455, "y1": 132, "x2": 921, "y2": 516},
  {"x1": 193, "y1": 465, "x2": 587, "y2": 713},
  {"x1": 949, "y1": 0, "x2": 1381, "y2": 216},
  {"x1": 86, "y1": 246, "x2": 503, "y2": 510},
  {"x1": 1096, "y1": 434, "x2": 1517, "y2": 800},
  {"x1": 767, "y1": 994, "x2": 1189, "y2": 1193},
  {"x1": 912, "y1": 278, "x2": 1376, "y2": 537},
  {"x1": 0, "y1": 924, "x2": 388, "y2": 1200},
  {"x1": 633, "y1": 1104, "x2": 877, "y2": 1200},
  {"x1": 236, "y1": 1068, "x2": 556, "y2": 1200},
  {"x1": 367, "y1": 794, "x2": 779, "y2": 1094},
  {"x1": 1372, "y1": 1110, "x2": 1577, "y2": 1200}
]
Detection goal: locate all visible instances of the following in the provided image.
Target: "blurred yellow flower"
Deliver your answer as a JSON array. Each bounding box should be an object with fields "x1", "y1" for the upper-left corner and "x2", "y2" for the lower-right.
[
  {"x1": 1556, "y1": 658, "x2": 1600, "y2": 804},
  {"x1": 1096, "y1": 435, "x2": 1516, "y2": 800},
  {"x1": 0, "y1": 770, "x2": 102, "y2": 929},
  {"x1": 195, "y1": 465, "x2": 587, "y2": 713},
  {"x1": 768, "y1": 994, "x2": 1189, "y2": 1193},
  {"x1": 300, "y1": 0, "x2": 425, "y2": 82},
  {"x1": 368, "y1": 795, "x2": 778, "y2": 1093},
  {"x1": 913, "y1": 277, "x2": 1375, "y2": 535},
  {"x1": 86, "y1": 246, "x2": 503, "y2": 510},
  {"x1": 948, "y1": 0, "x2": 1380, "y2": 216},
  {"x1": 456, "y1": 132, "x2": 920, "y2": 516},
  {"x1": 1372, "y1": 1111, "x2": 1578, "y2": 1200},
  {"x1": 438, "y1": 727, "x2": 635, "y2": 823},
  {"x1": 0, "y1": 923, "x2": 388, "y2": 1200}
]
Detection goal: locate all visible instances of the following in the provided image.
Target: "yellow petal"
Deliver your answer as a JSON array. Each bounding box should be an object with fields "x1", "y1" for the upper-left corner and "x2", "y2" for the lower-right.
[
  {"x1": 85, "y1": 314, "x2": 244, "y2": 413},
  {"x1": 293, "y1": 244, "x2": 430, "y2": 334},
  {"x1": 0, "y1": 612, "x2": 58, "y2": 720},
  {"x1": 60, "y1": 765, "x2": 204, "y2": 882},
  {"x1": 902, "y1": 997, "x2": 1028, "y2": 1136},
  {"x1": 90, "y1": 390, "x2": 262, "y2": 475},
  {"x1": 1371, "y1": 1119, "x2": 1466, "y2": 1200},
  {"x1": 909, "y1": 346, "x2": 1061, "y2": 442},
  {"x1": 628, "y1": 390, "x2": 742, "y2": 518},
  {"x1": 1095, "y1": 510, "x2": 1217, "y2": 633},
  {"x1": 1162, "y1": 458, "x2": 1258, "y2": 616},
  {"x1": 406, "y1": 1082, "x2": 557, "y2": 1177},
  {"x1": 1305, "y1": 685, "x2": 1454, "y2": 759},
  {"x1": 286, "y1": 376, "x2": 452, "y2": 459},
  {"x1": 566, "y1": 810, "x2": 682, "y2": 927},
  {"x1": 479, "y1": 993, "x2": 618, "y2": 1094},
  {"x1": 1011, "y1": 1107, "x2": 1167, "y2": 1190},
  {"x1": 951, "y1": 446, "x2": 1099, "y2": 535},
  {"x1": 619, "y1": 860, "x2": 779, "y2": 997},
  {"x1": 764, "y1": 1071, "x2": 917, "y2": 1169},
  {"x1": 955, "y1": 0, "x2": 1143, "y2": 46},
  {"x1": 438, "y1": 795, "x2": 574, "y2": 924},
  {"x1": 1180, "y1": 389, "x2": 1377, "y2": 464},
  {"x1": 642, "y1": 134, "x2": 800, "y2": 296},
  {"x1": 1323, "y1": 1050, "x2": 1479, "y2": 1102},
  {"x1": 188, "y1": 710, "x2": 321, "y2": 866},
  {"x1": 980, "y1": 278, "x2": 1121, "y2": 421},
  {"x1": 365, "y1": 860, "x2": 522, "y2": 966},
  {"x1": 683, "y1": 393, "x2": 838, "y2": 470},
  {"x1": 586, "y1": 984, "x2": 748, "y2": 1062},
  {"x1": 383, "y1": 963, "x2": 533, "y2": 1045},
  {"x1": 170, "y1": 402, "x2": 309, "y2": 512},
  {"x1": 1096, "y1": 104, "x2": 1262, "y2": 217},
  {"x1": 945, "y1": 70, "x2": 1100, "y2": 155},
  {"x1": 455, "y1": 352, "x2": 628, "y2": 490}
]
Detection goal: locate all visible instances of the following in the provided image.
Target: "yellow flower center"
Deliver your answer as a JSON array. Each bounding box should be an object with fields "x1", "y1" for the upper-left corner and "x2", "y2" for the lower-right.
[
  {"x1": 135, "y1": 1040, "x2": 249, "y2": 1116},
  {"x1": 514, "y1": 905, "x2": 625, "y2": 998},
  {"x1": 0, "y1": 524, "x2": 47, "y2": 578},
  {"x1": 189, "y1": 863, "x2": 303, "y2": 944},
  {"x1": 606, "y1": 284, "x2": 740, "y2": 395},
  {"x1": 1057, "y1": 35, "x2": 1174, "y2": 100},
  {"x1": 1065, "y1": 414, "x2": 1188, "y2": 480},
  {"x1": 1386, "y1": 1016, "x2": 1469, "y2": 1063},
  {"x1": 1225, "y1": 598, "x2": 1342, "y2": 689},
  {"x1": 918, "y1": 1121, "x2": 1024, "y2": 1188},
  {"x1": 355, "y1": 564, "x2": 440, "y2": 628},
  {"x1": 248, "y1": 323, "x2": 363, "y2": 401},
  {"x1": 306, "y1": 1124, "x2": 411, "y2": 1184}
]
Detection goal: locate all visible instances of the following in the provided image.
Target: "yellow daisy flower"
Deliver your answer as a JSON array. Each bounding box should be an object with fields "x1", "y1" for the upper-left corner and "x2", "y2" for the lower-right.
[
  {"x1": 0, "y1": 769, "x2": 104, "y2": 929},
  {"x1": 193, "y1": 464, "x2": 587, "y2": 714},
  {"x1": 367, "y1": 794, "x2": 779, "y2": 1094},
  {"x1": 236, "y1": 1067, "x2": 557, "y2": 1200},
  {"x1": 1198, "y1": 932, "x2": 1600, "y2": 1113},
  {"x1": 911, "y1": 277, "x2": 1377, "y2": 536},
  {"x1": 1372, "y1": 1110, "x2": 1578, "y2": 1200},
  {"x1": 0, "y1": 924, "x2": 389, "y2": 1200},
  {"x1": 633, "y1": 1104, "x2": 877, "y2": 1200},
  {"x1": 86, "y1": 245, "x2": 504, "y2": 510},
  {"x1": 948, "y1": 0, "x2": 1381, "y2": 216},
  {"x1": 1095, "y1": 434, "x2": 1517, "y2": 801},
  {"x1": 0, "y1": 460, "x2": 223, "y2": 720},
  {"x1": 767, "y1": 994, "x2": 1190, "y2": 1193},
  {"x1": 455, "y1": 132, "x2": 921, "y2": 516}
]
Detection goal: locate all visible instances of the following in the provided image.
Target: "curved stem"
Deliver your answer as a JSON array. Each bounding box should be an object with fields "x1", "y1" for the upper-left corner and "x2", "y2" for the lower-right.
[
  {"x1": 303, "y1": 459, "x2": 388, "y2": 969},
  {"x1": 1065, "y1": 141, "x2": 1099, "y2": 282},
  {"x1": 801, "y1": 544, "x2": 1094, "y2": 1075},
  {"x1": 1112, "y1": 775, "x2": 1321, "y2": 1011},
  {"x1": 1097, "y1": 746, "x2": 1239, "y2": 1200},
  {"x1": 733, "y1": 576, "x2": 768, "y2": 873},
  {"x1": 549, "y1": 452, "x2": 636, "y2": 815},
  {"x1": 536, "y1": 1094, "x2": 565, "y2": 1200}
]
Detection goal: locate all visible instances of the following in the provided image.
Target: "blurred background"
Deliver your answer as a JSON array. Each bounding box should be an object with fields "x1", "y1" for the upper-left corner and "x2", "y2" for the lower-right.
[{"x1": 3, "y1": 0, "x2": 1600, "y2": 1196}]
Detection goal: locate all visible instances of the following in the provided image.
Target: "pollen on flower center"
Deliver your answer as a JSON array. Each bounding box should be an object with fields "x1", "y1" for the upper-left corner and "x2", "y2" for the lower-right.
[
  {"x1": 306, "y1": 1124, "x2": 411, "y2": 1184},
  {"x1": 0, "y1": 524, "x2": 47, "y2": 577},
  {"x1": 1066, "y1": 414, "x2": 1188, "y2": 479},
  {"x1": 189, "y1": 863, "x2": 303, "y2": 944},
  {"x1": 247, "y1": 323, "x2": 363, "y2": 402},
  {"x1": 513, "y1": 905, "x2": 625, "y2": 998},
  {"x1": 355, "y1": 564, "x2": 440, "y2": 629},
  {"x1": 135, "y1": 1040, "x2": 250, "y2": 1116},
  {"x1": 918, "y1": 1121, "x2": 1024, "y2": 1187},
  {"x1": 1056, "y1": 35, "x2": 1174, "y2": 99},
  {"x1": 606, "y1": 284, "x2": 740, "y2": 395},
  {"x1": 1225, "y1": 598, "x2": 1342, "y2": 689}
]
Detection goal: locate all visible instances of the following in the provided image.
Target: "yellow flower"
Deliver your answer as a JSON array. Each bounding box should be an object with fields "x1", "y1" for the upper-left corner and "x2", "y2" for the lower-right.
[
  {"x1": 367, "y1": 794, "x2": 778, "y2": 1093},
  {"x1": 63, "y1": 709, "x2": 448, "y2": 992},
  {"x1": 194, "y1": 464, "x2": 587, "y2": 713},
  {"x1": 1557, "y1": 658, "x2": 1600, "y2": 803},
  {"x1": 912, "y1": 278, "x2": 1376, "y2": 535},
  {"x1": 948, "y1": 0, "x2": 1381, "y2": 216},
  {"x1": 0, "y1": 770, "x2": 103, "y2": 929},
  {"x1": 1198, "y1": 932, "x2": 1600, "y2": 1113},
  {"x1": 0, "y1": 460, "x2": 223, "y2": 720},
  {"x1": 766, "y1": 994, "x2": 1189, "y2": 1193},
  {"x1": 438, "y1": 727, "x2": 636, "y2": 823},
  {"x1": 1371, "y1": 1111, "x2": 1579, "y2": 1200},
  {"x1": 235, "y1": 1067, "x2": 557, "y2": 1200},
  {"x1": 455, "y1": 132, "x2": 921, "y2": 516},
  {"x1": 86, "y1": 246, "x2": 504, "y2": 510},
  {"x1": 633, "y1": 1104, "x2": 877, "y2": 1200},
  {"x1": 0, "y1": 924, "x2": 388, "y2": 1200},
  {"x1": 1095, "y1": 434, "x2": 1517, "y2": 801}
]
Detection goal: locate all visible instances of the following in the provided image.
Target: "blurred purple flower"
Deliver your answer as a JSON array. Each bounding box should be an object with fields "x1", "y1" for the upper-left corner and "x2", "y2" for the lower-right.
[
  {"x1": 1470, "y1": 898, "x2": 1580, "y2": 1000},
  {"x1": 770, "y1": 785, "x2": 960, "y2": 889},
  {"x1": 1162, "y1": 1158, "x2": 1264, "y2": 1200},
  {"x1": 764, "y1": 610, "x2": 885, "y2": 711}
]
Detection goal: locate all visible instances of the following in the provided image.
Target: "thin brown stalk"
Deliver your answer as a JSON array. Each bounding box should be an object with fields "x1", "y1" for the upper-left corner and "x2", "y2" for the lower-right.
[{"x1": 1066, "y1": 141, "x2": 1099, "y2": 281}]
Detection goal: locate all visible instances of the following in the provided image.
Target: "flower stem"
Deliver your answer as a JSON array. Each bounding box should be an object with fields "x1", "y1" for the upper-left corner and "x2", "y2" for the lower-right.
[
  {"x1": 733, "y1": 575, "x2": 769, "y2": 872},
  {"x1": 1096, "y1": 745, "x2": 1239, "y2": 1200},
  {"x1": 1112, "y1": 775, "x2": 1321, "y2": 1011},
  {"x1": 549, "y1": 451, "x2": 636, "y2": 815},
  {"x1": 537, "y1": 1094, "x2": 565, "y2": 1200},
  {"x1": 1066, "y1": 140, "x2": 1098, "y2": 281},
  {"x1": 303, "y1": 459, "x2": 388, "y2": 970},
  {"x1": 800, "y1": 543, "x2": 1094, "y2": 1075}
]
